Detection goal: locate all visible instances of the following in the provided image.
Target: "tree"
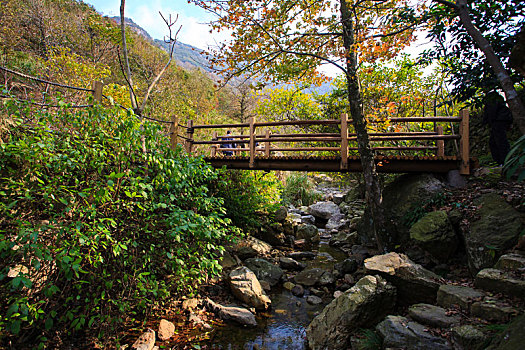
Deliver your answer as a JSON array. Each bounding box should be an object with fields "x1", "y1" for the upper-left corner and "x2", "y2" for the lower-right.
[
  {"x1": 190, "y1": 0, "x2": 424, "y2": 251},
  {"x1": 427, "y1": 0, "x2": 525, "y2": 134}
]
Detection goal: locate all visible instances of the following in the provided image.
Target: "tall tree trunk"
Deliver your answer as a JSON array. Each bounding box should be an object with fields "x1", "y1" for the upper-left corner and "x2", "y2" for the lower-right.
[
  {"x1": 438, "y1": 0, "x2": 525, "y2": 134},
  {"x1": 340, "y1": 1, "x2": 389, "y2": 252}
]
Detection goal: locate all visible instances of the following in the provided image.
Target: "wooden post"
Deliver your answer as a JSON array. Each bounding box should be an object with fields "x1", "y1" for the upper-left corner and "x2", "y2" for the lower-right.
[
  {"x1": 211, "y1": 131, "x2": 218, "y2": 156},
  {"x1": 436, "y1": 125, "x2": 445, "y2": 157},
  {"x1": 169, "y1": 116, "x2": 178, "y2": 151},
  {"x1": 340, "y1": 113, "x2": 349, "y2": 170},
  {"x1": 459, "y1": 109, "x2": 470, "y2": 175},
  {"x1": 249, "y1": 117, "x2": 256, "y2": 168},
  {"x1": 92, "y1": 81, "x2": 103, "y2": 103},
  {"x1": 184, "y1": 120, "x2": 194, "y2": 154},
  {"x1": 265, "y1": 129, "x2": 271, "y2": 157}
]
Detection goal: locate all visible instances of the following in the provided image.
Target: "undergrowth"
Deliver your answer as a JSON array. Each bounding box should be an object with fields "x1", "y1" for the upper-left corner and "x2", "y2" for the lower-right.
[
  {"x1": 281, "y1": 173, "x2": 321, "y2": 207},
  {"x1": 0, "y1": 99, "x2": 242, "y2": 347}
]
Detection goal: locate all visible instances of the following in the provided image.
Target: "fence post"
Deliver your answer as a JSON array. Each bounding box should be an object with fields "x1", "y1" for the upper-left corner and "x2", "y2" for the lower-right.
[
  {"x1": 436, "y1": 125, "x2": 445, "y2": 157},
  {"x1": 249, "y1": 117, "x2": 256, "y2": 168},
  {"x1": 169, "y1": 116, "x2": 179, "y2": 151},
  {"x1": 265, "y1": 129, "x2": 271, "y2": 157},
  {"x1": 211, "y1": 131, "x2": 218, "y2": 156},
  {"x1": 92, "y1": 81, "x2": 103, "y2": 103},
  {"x1": 459, "y1": 109, "x2": 470, "y2": 175},
  {"x1": 184, "y1": 120, "x2": 194, "y2": 154},
  {"x1": 340, "y1": 113, "x2": 349, "y2": 170}
]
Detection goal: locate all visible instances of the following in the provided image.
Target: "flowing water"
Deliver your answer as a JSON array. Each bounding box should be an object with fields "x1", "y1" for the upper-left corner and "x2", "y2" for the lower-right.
[{"x1": 205, "y1": 240, "x2": 346, "y2": 349}]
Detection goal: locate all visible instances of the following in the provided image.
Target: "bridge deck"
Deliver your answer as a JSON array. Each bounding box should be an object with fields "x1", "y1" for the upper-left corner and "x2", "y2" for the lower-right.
[{"x1": 204, "y1": 155, "x2": 476, "y2": 173}]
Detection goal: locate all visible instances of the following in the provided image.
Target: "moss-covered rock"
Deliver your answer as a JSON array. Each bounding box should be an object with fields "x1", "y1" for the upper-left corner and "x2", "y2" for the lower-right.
[
  {"x1": 410, "y1": 211, "x2": 458, "y2": 261},
  {"x1": 465, "y1": 193, "x2": 523, "y2": 273},
  {"x1": 487, "y1": 314, "x2": 525, "y2": 350}
]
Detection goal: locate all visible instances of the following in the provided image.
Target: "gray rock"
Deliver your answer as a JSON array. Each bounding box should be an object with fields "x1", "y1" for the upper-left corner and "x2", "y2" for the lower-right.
[
  {"x1": 274, "y1": 206, "x2": 288, "y2": 222},
  {"x1": 335, "y1": 258, "x2": 358, "y2": 275},
  {"x1": 451, "y1": 325, "x2": 486, "y2": 350},
  {"x1": 229, "y1": 267, "x2": 271, "y2": 310},
  {"x1": 364, "y1": 252, "x2": 442, "y2": 304},
  {"x1": 291, "y1": 284, "x2": 305, "y2": 297},
  {"x1": 205, "y1": 298, "x2": 257, "y2": 327},
  {"x1": 283, "y1": 281, "x2": 295, "y2": 291},
  {"x1": 301, "y1": 215, "x2": 316, "y2": 225},
  {"x1": 308, "y1": 201, "x2": 342, "y2": 220},
  {"x1": 333, "y1": 193, "x2": 345, "y2": 205},
  {"x1": 306, "y1": 275, "x2": 396, "y2": 350},
  {"x1": 408, "y1": 303, "x2": 460, "y2": 328},
  {"x1": 474, "y1": 268, "x2": 525, "y2": 298},
  {"x1": 465, "y1": 193, "x2": 523, "y2": 273},
  {"x1": 279, "y1": 256, "x2": 306, "y2": 271},
  {"x1": 376, "y1": 315, "x2": 452, "y2": 350},
  {"x1": 494, "y1": 253, "x2": 525, "y2": 270},
  {"x1": 306, "y1": 295, "x2": 323, "y2": 305},
  {"x1": 329, "y1": 231, "x2": 358, "y2": 248},
  {"x1": 437, "y1": 284, "x2": 484, "y2": 311},
  {"x1": 326, "y1": 213, "x2": 347, "y2": 231},
  {"x1": 296, "y1": 224, "x2": 320, "y2": 244},
  {"x1": 258, "y1": 225, "x2": 286, "y2": 246},
  {"x1": 471, "y1": 301, "x2": 517, "y2": 323},
  {"x1": 181, "y1": 298, "x2": 199, "y2": 311},
  {"x1": 288, "y1": 251, "x2": 316, "y2": 260},
  {"x1": 244, "y1": 258, "x2": 283, "y2": 287},
  {"x1": 409, "y1": 211, "x2": 458, "y2": 261},
  {"x1": 446, "y1": 170, "x2": 467, "y2": 188},
  {"x1": 259, "y1": 280, "x2": 271, "y2": 291},
  {"x1": 219, "y1": 251, "x2": 237, "y2": 269},
  {"x1": 310, "y1": 288, "x2": 324, "y2": 297},
  {"x1": 232, "y1": 236, "x2": 272, "y2": 260},
  {"x1": 294, "y1": 268, "x2": 335, "y2": 287}
]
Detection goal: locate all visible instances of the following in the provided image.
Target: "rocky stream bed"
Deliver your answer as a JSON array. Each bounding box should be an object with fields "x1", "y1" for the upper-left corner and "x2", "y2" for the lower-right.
[{"x1": 127, "y1": 172, "x2": 525, "y2": 350}]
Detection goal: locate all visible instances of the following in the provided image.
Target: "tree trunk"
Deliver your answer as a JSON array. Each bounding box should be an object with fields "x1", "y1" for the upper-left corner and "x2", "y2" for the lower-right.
[
  {"x1": 452, "y1": 0, "x2": 525, "y2": 135},
  {"x1": 340, "y1": 1, "x2": 389, "y2": 252}
]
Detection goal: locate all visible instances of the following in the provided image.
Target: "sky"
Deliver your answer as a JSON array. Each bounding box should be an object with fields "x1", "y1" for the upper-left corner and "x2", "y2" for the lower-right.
[{"x1": 82, "y1": 0, "x2": 228, "y2": 50}]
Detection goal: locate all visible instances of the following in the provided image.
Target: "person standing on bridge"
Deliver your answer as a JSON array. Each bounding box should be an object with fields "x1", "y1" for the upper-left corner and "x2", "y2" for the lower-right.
[
  {"x1": 221, "y1": 130, "x2": 235, "y2": 156},
  {"x1": 483, "y1": 92, "x2": 513, "y2": 165}
]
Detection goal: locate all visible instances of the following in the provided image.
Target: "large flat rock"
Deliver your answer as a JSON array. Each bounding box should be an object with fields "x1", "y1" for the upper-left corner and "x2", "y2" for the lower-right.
[
  {"x1": 436, "y1": 284, "x2": 484, "y2": 311},
  {"x1": 474, "y1": 268, "x2": 525, "y2": 299},
  {"x1": 408, "y1": 303, "x2": 460, "y2": 328}
]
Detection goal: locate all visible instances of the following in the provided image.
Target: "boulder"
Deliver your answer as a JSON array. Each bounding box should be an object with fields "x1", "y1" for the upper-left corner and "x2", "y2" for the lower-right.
[
  {"x1": 283, "y1": 281, "x2": 295, "y2": 291},
  {"x1": 408, "y1": 303, "x2": 460, "y2": 328},
  {"x1": 219, "y1": 251, "x2": 237, "y2": 269},
  {"x1": 437, "y1": 284, "x2": 484, "y2": 311},
  {"x1": 364, "y1": 252, "x2": 442, "y2": 304},
  {"x1": 306, "y1": 275, "x2": 396, "y2": 350},
  {"x1": 294, "y1": 268, "x2": 334, "y2": 287},
  {"x1": 494, "y1": 253, "x2": 525, "y2": 270},
  {"x1": 232, "y1": 236, "x2": 272, "y2": 260},
  {"x1": 258, "y1": 225, "x2": 286, "y2": 246},
  {"x1": 376, "y1": 315, "x2": 452, "y2": 350},
  {"x1": 288, "y1": 251, "x2": 316, "y2": 260},
  {"x1": 329, "y1": 231, "x2": 358, "y2": 248},
  {"x1": 358, "y1": 174, "x2": 445, "y2": 244},
  {"x1": 301, "y1": 215, "x2": 316, "y2": 225},
  {"x1": 229, "y1": 267, "x2": 271, "y2": 310},
  {"x1": 205, "y1": 298, "x2": 257, "y2": 327},
  {"x1": 273, "y1": 206, "x2": 288, "y2": 222},
  {"x1": 244, "y1": 258, "x2": 283, "y2": 287},
  {"x1": 131, "y1": 329, "x2": 156, "y2": 350},
  {"x1": 471, "y1": 301, "x2": 517, "y2": 323},
  {"x1": 451, "y1": 325, "x2": 486, "y2": 350},
  {"x1": 296, "y1": 224, "x2": 320, "y2": 244},
  {"x1": 325, "y1": 213, "x2": 347, "y2": 231},
  {"x1": 335, "y1": 258, "x2": 358, "y2": 275},
  {"x1": 308, "y1": 201, "x2": 341, "y2": 220},
  {"x1": 474, "y1": 268, "x2": 525, "y2": 298},
  {"x1": 465, "y1": 193, "x2": 523, "y2": 272},
  {"x1": 279, "y1": 256, "x2": 306, "y2": 271},
  {"x1": 486, "y1": 314, "x2": 525, "y2": 350},
  {"x1": 158, "y1": 319, "x2": 175, "y2": 341},
  {"x1": 333, "y1": 193, "x2": 345, "y2": 205},
  {"x1": 409, "y1": 211, "x2": 458, "y2": 261}
]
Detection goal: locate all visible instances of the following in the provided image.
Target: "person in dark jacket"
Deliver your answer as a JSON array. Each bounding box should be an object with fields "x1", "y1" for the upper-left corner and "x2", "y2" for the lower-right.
[
  {"x1": 483, "y1": 92, "x2": 513, "y2": 165},
  {"x1": 221, "y1": 130, "x2": 235, "y2": 156}
]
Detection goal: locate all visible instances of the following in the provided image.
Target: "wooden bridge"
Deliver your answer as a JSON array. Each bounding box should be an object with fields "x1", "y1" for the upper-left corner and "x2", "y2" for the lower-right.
[{"x1": 176, "y1": 110, "x2": 474, "y2": 175}]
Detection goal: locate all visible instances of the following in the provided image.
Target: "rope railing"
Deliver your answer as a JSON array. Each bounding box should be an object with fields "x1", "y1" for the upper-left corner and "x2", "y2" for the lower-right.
[{"x1": 0, "y1": 66, "x2": 94, "y2": 92}]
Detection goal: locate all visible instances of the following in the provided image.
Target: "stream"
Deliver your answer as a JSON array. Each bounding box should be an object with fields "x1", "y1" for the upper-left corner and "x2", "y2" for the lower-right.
[{"x1": 205, "y1": 239, "x2": 347, "y2": 349}]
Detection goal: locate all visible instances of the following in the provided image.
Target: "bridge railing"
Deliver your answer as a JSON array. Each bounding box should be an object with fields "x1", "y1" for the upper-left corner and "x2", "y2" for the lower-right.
[{"x1": 183, "y1": 110, "x2": 470, "y2": 174}]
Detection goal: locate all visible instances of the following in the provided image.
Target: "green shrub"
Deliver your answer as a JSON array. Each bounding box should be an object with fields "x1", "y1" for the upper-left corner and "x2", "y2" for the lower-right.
[
  {"x1": 211, "y1": 169, "x2": 281, "y2": 230},
  {"x1": 0, "y1": 100, "x2": 239, "y2": 346},
  {"x1": 504, "y1": 134, "x2": 525, "y2": 182},
  {"x1": 281, "y1": 173, "x2": 321, "y2": 207}
]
